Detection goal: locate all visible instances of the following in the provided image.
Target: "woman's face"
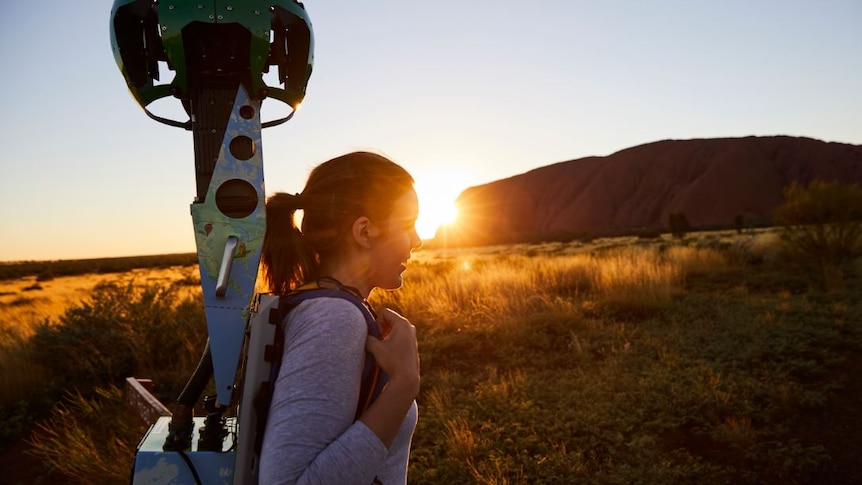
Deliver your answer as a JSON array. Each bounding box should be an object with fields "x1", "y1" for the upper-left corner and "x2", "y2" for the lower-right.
[{"x1": 368, "y1": 189, "x2": 422, "y2": 290}]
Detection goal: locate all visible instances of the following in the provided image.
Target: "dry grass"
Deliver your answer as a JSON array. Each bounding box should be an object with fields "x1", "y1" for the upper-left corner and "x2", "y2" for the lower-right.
[
  {"x1": 0, "y1": 266, "x2": 200, "y2": 333},
  {"x1": 377, "y1": 243, "x2": 725, "y2": 323},
  {"x1": 663, "y1": 245, "x2": 730, "y2": 276},
  {"x1": 28, "y1": 386, "x2": 142, "y2": 484},
  {"x1": 588, "y1": 247, "x2": 683, "y2": 314},
  {"x1": 0, "y1": 266, "x2": 199, "y2": 407}
]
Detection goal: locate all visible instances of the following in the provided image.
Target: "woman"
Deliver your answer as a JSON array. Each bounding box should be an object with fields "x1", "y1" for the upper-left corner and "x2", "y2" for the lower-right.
[{"x1": 258, "y1": 152, "x2": 422, "y2": 484}]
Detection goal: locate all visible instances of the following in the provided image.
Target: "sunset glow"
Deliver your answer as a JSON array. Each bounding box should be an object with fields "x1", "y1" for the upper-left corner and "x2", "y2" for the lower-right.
[
  {"x1": 413, "y1": 171, "x2": 469, "y2": 240},
  {"x1": 2, "y1": 3, "x2": 861, "y2": 261}
]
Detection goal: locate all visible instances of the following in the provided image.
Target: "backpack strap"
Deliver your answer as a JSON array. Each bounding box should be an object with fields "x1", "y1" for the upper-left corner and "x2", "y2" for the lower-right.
[
  {"x1": 253, "y1": 282, "x2": 389, "y2": 456},
  {"x1": 274, "y1": 286, "x2": 388, "y2": 420}
]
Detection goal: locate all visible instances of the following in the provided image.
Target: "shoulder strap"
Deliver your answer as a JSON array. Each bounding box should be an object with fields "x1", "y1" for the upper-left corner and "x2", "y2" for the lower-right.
[
  {"x1": 252, "y1": 285, "x2": 389, "y2": 454},
  {"x1": 274, "y1": 286, "x2": 388, "y2": 419},
  {"x1": 276, "y1": 287, "x2": 388, "y2": 420}
]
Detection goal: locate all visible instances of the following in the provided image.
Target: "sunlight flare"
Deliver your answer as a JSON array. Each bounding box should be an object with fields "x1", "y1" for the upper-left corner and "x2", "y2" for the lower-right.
[{"x1": 413, "y1": 170, "x2": 473, "y2": 239}]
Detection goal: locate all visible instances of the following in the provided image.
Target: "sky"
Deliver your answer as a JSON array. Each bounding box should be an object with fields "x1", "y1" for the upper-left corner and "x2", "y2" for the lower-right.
[{"x1": 1, "y1": 1, "x2": 860, "y2": 262}]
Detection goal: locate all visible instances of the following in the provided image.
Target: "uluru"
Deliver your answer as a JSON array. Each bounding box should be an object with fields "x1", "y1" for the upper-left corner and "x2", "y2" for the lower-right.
[{"x1": 439, "y1": 136, "x2": 862, "y2": 246}]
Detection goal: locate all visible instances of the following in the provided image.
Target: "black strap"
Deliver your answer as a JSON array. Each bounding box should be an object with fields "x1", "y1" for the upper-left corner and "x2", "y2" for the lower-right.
[{"x1": 252, "y1": 286, "x2": 389, "y2": 455}]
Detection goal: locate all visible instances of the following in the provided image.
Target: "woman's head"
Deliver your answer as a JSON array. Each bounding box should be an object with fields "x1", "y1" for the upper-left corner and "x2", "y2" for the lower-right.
[{"x1": 262, "y1": 151, "x2": 418, "y2": 295}]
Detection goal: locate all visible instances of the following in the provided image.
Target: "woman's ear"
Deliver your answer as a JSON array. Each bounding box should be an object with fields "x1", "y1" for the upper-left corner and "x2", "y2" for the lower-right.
[{"x1": 350, "y1": 216, "x2": 380, "y2": 249}]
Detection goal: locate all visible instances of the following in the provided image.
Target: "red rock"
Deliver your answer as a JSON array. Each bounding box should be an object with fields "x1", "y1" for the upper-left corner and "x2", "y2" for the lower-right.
[{"x1": 441, "y1": 136, "x2": 862, "y2": 245}]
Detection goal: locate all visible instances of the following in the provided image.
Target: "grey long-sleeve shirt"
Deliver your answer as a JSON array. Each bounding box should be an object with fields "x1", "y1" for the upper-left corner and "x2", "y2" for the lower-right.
[{"x1": 259, "y1": 297, "x2": 418, "y2": 485}]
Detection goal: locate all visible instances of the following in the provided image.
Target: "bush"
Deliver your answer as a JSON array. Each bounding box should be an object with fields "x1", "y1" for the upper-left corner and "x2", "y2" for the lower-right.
[
  {"x1": 2, "y1": 280, "x2": 207, "y2": 482},
  {"x1": 668, "y1": 212, "x2": 692, "y2": 239},
  {"x1": 773, "y1": 180, "x2": 862, "y2": 293},
  {"x1": 28, "y1": 281, "x2": 206, "y2": 397},
  {"x1": 735, "y1": 214, "x2": 746, "y2": 234}
]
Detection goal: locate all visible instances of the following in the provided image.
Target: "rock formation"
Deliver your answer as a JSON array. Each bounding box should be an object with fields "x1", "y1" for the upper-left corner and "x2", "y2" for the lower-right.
[{"x1": 439, "y1": 136, "x2": 862, "y2": 246}]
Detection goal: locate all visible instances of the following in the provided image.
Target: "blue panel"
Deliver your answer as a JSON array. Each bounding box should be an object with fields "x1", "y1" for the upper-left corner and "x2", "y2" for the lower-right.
[
  {"x1": 190, "y1": 85, "x2": 266, "y2": 406},
  {"x1": 132, "y1": 417, "x2": 237, "y2": 485}
]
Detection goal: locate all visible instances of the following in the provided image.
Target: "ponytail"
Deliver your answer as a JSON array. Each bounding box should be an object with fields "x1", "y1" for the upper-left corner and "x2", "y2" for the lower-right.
[{"x1": 262, "y1": 192, "x2": 317, "y2": 295}]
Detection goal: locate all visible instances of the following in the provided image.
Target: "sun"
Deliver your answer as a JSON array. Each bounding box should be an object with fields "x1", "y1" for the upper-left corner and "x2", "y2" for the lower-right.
[{"x1": 413, "y1": 172, "x2": 468, "y2": 240}]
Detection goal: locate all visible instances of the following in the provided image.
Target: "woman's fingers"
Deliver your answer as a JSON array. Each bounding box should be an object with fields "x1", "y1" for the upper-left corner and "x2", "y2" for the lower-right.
[{"x1": 366, "y1": 308, "x2": 419, "y2": 381}]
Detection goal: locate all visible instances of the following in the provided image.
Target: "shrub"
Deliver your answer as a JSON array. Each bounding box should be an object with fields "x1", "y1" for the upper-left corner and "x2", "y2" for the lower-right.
[
  {"x1": 668, "y1": 212, "x2": 692, "y2": 239},
  {"x1": 773, "y1": 180, "x2": 862, "y2": 293},
  {"x1": 35, "y1": 270, "x2": 55, "y2": 282},
  {"x1": 27, "y1": 281, "x2": 206, "y2": 397},
  {"x1": 734, "y1": 213, "x2": 745, "y2": 234}
]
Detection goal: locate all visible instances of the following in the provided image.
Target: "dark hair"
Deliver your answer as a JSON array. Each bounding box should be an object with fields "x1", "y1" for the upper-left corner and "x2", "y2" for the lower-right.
[{"x1": 262, "y1": 151, "x2": 415, "y2": 295}]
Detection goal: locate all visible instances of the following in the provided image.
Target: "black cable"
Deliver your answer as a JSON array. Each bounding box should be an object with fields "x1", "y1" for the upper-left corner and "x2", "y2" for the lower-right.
[
  {"x1": 176, "y1": 340, "x2": 214, "y2": 407},
  {"x1": 177, "y1": 450, "x2": 204, "y2": 485}
]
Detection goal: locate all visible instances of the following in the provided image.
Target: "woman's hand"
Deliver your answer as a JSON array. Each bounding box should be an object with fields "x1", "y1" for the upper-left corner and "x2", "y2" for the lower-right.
[
  {"x1": 360, "y1": 309, "x2": 420, "y2": 447},
  {"x1": 365, "y1": 308, "x2": 420, "y2": 396}
]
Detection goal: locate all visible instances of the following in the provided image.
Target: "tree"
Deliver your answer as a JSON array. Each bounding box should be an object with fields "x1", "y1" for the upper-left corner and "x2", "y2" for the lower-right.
[
  {"x1": 773, "y1": 180, "x2": 862, "y2": 293},
  {"x1": 668, "y1": 212, "x2": 691, "y2": 239},
  {"x1": 734, "y1": 213, "x2": 745, "y2": 234}
]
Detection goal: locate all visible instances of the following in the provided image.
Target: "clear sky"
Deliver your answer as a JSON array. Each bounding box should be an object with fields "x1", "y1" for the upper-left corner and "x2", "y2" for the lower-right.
[{"x1": 1, "y1": 1, "x2": 860, "y2": 262}]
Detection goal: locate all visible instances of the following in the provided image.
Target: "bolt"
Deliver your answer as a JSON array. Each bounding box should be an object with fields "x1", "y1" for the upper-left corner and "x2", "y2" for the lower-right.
[
  {"x1": 226, "y1": 6, "x2": 233, "y2": 11},
  {"x1": 209, "y1": 14, "x2": 214, "y2": 19},
  {"x1": 168, "y1": 5, "x2": 174, "y2": 10},
  {"x1": 197, "y1": 4, "x2": 203, "y2": 8},
  {"x1": 254, "y1": 10, "x2": 260, "y2": 15},
  {"x1": 161, "y1": 26, "x2": 167, "y2": 31},
  {"x1": 217, "y1": 15, "x2": 223, "y2": 20}
]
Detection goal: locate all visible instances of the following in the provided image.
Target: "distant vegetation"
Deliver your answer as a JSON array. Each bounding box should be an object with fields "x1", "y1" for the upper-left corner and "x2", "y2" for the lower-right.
[
  {"x1": 0, "y1": 253, "x2": 198, "y2": 281},
  {"x1": 668, "y1": 211, "x2": 692, "y2": 239},
  {"x1": 1, "y1": 229, "x2": 860, "y2": 484}
]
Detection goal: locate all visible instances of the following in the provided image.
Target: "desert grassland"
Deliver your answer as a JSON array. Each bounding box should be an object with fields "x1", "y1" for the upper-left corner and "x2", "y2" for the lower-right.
[
  {"x1": 375, "y1": 229, "x2": 859, "y2": 484},
  {"x1": 1, "y1": 229, "x2": 860, "y2": 484},
  {"x1": 0, "y1": 266, "x2": 201, "y2": 409},
  {"x1": 0, "y1": 266, "x2": 201, "y2": 328}
]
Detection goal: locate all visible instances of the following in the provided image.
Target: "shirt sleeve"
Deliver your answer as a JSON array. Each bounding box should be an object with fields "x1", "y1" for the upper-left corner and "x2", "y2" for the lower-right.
[{"x1": 258, "y1": 297, "x2": 388, "y2": 485}]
